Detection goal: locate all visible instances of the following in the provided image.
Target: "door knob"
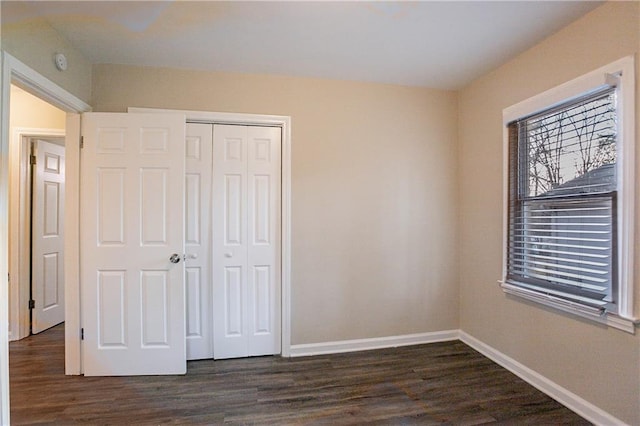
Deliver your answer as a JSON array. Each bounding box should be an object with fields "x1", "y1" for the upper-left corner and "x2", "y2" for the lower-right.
[
  {"x1": 169, "y1": 253, "x2": 181, "y2": 264},
  {"x1": 225, "y1": 252, "x2": 233, "y2": 258}
]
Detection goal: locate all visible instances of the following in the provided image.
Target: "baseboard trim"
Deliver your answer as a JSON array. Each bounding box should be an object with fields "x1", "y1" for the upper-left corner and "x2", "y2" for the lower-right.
[
  {"x1": 290, "y1": 329, "x2": 626, "y2": 425},
  {"x1": 289, "y1": 329, "x2": 459, "y2": 357},
  {"x1": 459, "y1": 331, "x2": 627, "y2": 426}
]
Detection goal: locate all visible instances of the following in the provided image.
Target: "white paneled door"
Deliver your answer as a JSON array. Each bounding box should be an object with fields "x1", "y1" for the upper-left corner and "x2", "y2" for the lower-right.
[
  {"x1": 212, "y1": 125, "x2": 281, "y2": 359},
  {"x1": 184, "y1": 123, "x2": 213, "y2": 360},
  {"x1": 31, "y1": 139, "x2": 65, "y2": 334},
  {"x1": 81, "y1": 113, "x2": 186, "y2": 376}
]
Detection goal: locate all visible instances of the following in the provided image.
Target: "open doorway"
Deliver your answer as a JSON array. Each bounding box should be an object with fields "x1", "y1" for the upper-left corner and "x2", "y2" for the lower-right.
[
  {"x1": 8, "y1": 85, "x2": 66, "y2": 341},
  {"x1": 7, "y1": 82, "x2": 69, "y2": 424},
  {"x1": 1, "y1": 53, "x2": 91, "y2": 422}
]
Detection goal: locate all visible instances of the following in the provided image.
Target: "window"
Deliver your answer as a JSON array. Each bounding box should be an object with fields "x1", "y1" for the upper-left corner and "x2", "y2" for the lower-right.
[{"x1": 502, "y1": 57, "x2": 637, "y2": 332}]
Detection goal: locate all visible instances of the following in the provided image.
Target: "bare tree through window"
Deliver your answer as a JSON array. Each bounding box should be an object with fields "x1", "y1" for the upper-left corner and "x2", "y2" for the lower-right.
[{"x1": 524, "y1": 92, "x2": 616, "y2": 197}]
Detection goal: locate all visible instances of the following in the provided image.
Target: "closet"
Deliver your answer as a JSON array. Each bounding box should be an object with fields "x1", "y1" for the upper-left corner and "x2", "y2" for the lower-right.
[
  {"x1": 80, "y1": 114, "x2": 283, "y2": 376},
  {"x1": 185, "y1": 123, "x2": 282, "y2": 360}
]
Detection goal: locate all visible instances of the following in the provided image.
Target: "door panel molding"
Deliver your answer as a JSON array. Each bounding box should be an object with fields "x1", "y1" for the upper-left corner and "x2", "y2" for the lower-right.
[{"x1": 130, "y1": 107, "x2": 293, "y2": 357}]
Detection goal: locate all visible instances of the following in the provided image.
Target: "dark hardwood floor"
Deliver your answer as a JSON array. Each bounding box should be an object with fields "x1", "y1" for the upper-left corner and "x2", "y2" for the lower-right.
[{"x1": 9, "y1": 324, "x2": 590, "y2": 425}]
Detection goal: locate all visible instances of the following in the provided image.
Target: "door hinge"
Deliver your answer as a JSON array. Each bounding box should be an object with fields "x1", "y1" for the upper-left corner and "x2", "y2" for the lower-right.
[
  {"x1": 81, "y1": 328, "x2": 84, "y2": 340},
  {"x1": 28, "y1": 300, "x2": 35, "y2": 309},
  {"x1": 30, "y1": 154, "x2": 37, "y2": 165},
  {"x1": 80, "y1": 136, "x2": 84, "y2": 149}
]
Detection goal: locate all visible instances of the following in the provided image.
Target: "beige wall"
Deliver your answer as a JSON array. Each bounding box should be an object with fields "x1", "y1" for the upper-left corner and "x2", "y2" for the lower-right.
[
  {"x1": 1, "y1": 2, "x2": 92, "y2": 103},
  {"x1": 9, "y1": 85, "x2": 66, "y2": 130},
  {"x1": 8, "y1": 85, "x2": 66, "y2": 339},
  {"x1": 92, "y1": 65, "x2": 460, "y2": 344},
  {"x1": 458, "y1": 2, "x2": 640, "y2": 423}
]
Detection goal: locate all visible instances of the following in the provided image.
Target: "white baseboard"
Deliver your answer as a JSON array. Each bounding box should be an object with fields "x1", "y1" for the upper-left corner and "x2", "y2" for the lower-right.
[
  {"x1": 289, "y1": 329, "x2": 459, "y2": 357},
  {"x1": 459, "y1": 331, "x2": 627, "y2": 426}
]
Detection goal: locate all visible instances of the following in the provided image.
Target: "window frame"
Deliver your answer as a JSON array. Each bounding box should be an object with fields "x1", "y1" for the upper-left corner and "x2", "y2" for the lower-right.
[{"x1": 501, "y1": 56, "x2": 637, "y2": 333}]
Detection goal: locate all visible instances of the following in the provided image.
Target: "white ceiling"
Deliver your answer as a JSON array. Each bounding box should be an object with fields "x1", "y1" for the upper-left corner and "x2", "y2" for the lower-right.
[{"x1": 6, "y1": 1, "x2": 603, "y2": 89}]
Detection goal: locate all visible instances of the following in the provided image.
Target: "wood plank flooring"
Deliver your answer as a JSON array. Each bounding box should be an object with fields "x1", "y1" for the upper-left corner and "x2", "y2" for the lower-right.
[{"x1": 9, "y1": 324, "x2": 590, "y2": 425}]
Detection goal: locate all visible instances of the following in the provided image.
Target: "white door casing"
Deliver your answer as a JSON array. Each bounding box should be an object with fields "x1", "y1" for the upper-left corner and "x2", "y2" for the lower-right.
[
  {"x1": 31, "y1": 139, "x2": 66, "y2": 334},
  {"x1": 80, "y1": 112, "x2": 186, "y2": 376},
  {"x1": 185, "y1": 123, "x2": 213, "y2": 360},
  {"x1": 1, "y1": 54, "x2": 92, "y2": 423},
  {"x1": 213, "y1": 124, "x2": 282, "y2": 359}
]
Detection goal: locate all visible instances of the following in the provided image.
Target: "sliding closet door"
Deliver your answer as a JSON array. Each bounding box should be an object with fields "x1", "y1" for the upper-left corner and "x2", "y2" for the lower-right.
[
  {"x1": 212, "y1": 124, "x2": 281, "y2": 359},
  {"x1": 184, "y1": 123, "x2": 213, "y2": 360}
]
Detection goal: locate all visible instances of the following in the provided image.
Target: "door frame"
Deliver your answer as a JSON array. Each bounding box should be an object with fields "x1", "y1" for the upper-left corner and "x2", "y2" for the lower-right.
[
  {"x1": 9, "y1": 130, "x2": 65, "y2": 342},
  {"x1": 130, "y1": 107, "x2": 293, "y2": 357},
  {"x1": 1, "y1": 51, "x2": 91, "y2": 424}
]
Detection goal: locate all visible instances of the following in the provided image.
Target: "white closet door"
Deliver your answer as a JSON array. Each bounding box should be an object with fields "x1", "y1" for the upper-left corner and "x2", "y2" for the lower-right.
[
  {"x1": 81, "y1": 113, "x2": 186, "y2": 376},
  {"x1": 185, "y1": 123, "x2": 213, "y2": 360},
  {"x1": 212, "y1": 125, "x2": 281, "y2": 359},
  {"x1": 31, "y1": 139, "x2": 65, "y2": 334},
  {"x1": 246, "y1": 126, "x2": 281, "y2": 356}
]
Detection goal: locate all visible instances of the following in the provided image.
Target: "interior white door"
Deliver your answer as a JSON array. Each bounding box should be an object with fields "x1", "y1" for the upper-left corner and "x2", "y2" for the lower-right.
[
  {"x1": 213, "y1": 124, "x2": 281, "y2": 359},
  {"x1": 31, "y1": 139, "x2": 65, "y2": 334},
  {"x1": 81, "y1": 113, "x2": 186, "y2": 376},
  {"x1": 185, "y1": 123, "x2": 213, "y2": 360}
]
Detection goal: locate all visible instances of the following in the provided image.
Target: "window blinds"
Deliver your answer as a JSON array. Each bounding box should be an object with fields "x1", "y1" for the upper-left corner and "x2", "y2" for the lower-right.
[{"x1": 506, "y1": 88, "x2": 617, "y2": 308}]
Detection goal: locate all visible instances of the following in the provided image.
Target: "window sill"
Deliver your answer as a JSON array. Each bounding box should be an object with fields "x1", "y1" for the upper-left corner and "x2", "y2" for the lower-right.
[{"x1": 499, "y1": 280, "x2": 639, "y2": 334}]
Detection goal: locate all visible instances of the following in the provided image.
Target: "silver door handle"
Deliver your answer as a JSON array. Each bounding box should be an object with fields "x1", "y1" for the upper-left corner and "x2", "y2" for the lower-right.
[{"x1": 169, "y1": 253, "x2": 181, "y2": 264}]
